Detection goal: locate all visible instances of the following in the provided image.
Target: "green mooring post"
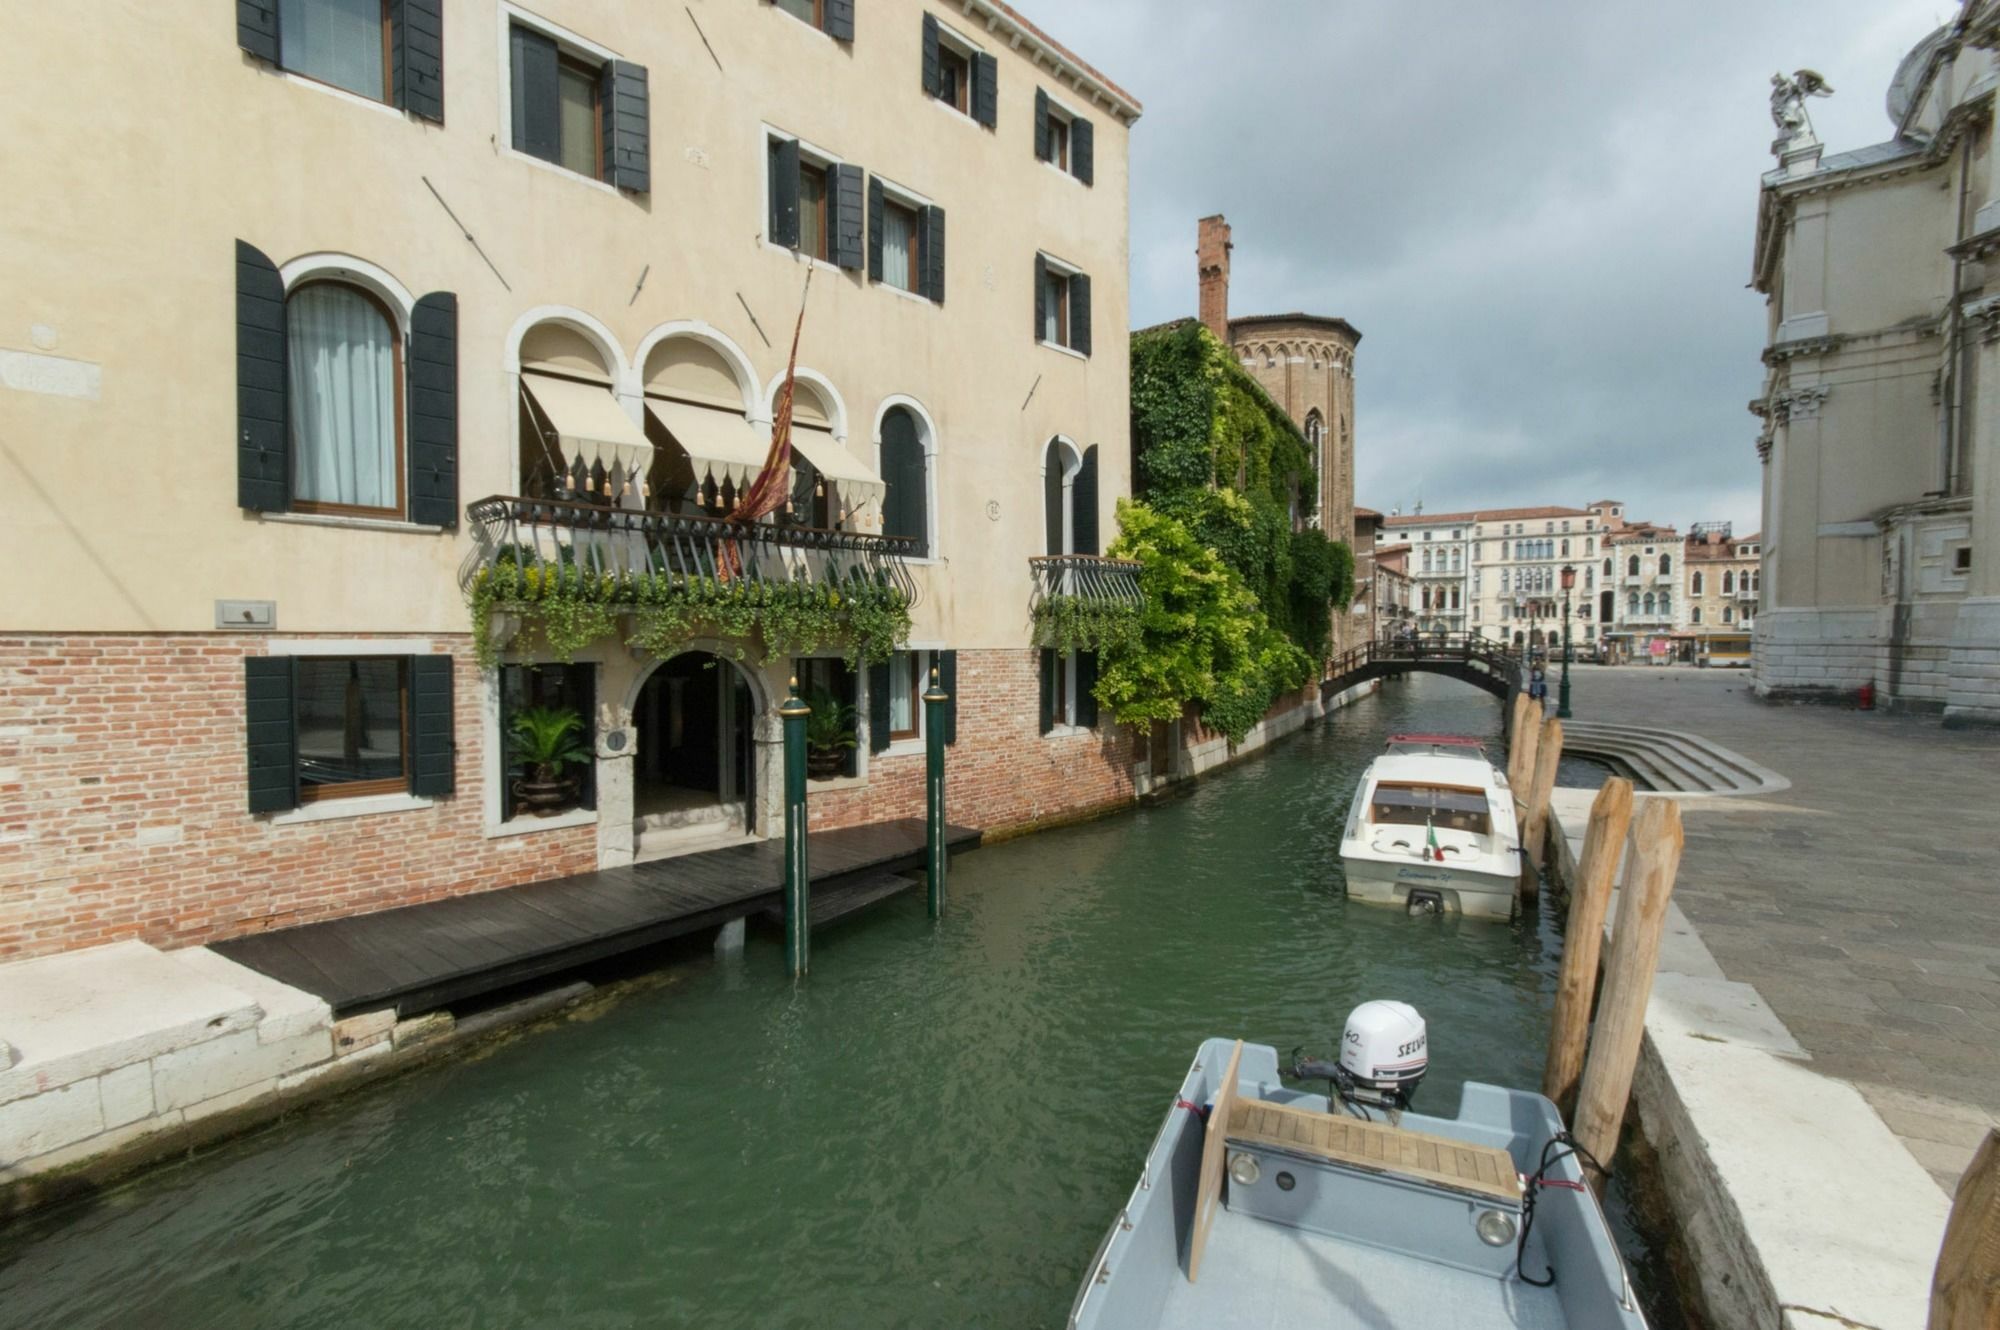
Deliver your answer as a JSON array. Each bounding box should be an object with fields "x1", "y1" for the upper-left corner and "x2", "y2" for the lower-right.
[
  {"x1": 924, "y1": 664, "x2": 949, "y2": 919},
  {"x1": 780, "y1": 677, "x2": 811, "y2": 977}
]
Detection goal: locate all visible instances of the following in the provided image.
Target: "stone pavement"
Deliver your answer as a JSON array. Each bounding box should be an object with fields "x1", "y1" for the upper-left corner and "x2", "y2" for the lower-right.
[{"x1": 1568, "y1": 664, "x2": 2000, "y2": 1192}]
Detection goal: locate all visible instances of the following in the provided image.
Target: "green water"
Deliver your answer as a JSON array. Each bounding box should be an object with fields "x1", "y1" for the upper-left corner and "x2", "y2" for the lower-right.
[{"x1": 0, "y1": 676, "x2": 1683, "y2": 1328}]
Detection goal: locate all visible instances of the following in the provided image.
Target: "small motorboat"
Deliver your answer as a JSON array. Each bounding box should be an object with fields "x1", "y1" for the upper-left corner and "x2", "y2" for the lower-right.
[
  {"x1": 1068, "y1": 1004, "x2": 1647, "y2": 1330},
  {"x1": 1339, "y1": 733, "x2": 1521, "y2": 919}
]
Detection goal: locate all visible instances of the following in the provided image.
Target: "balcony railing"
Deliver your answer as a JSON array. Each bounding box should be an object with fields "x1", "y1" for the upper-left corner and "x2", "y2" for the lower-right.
[
  {"x1": 460, "y1": 495, "x2": 921, "y2": 604},
  {"x1": 1028, "y1": 554, "x2": 1145, "y2": 608}
]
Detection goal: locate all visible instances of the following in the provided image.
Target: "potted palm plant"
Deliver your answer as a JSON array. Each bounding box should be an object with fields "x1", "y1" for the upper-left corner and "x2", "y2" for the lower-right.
[
  {"x1": 509, "y1": 705, "x2": 592, "y2": 814},
  {"x1": 804, "y1": 685, "x2": 857, "y2": 781}
]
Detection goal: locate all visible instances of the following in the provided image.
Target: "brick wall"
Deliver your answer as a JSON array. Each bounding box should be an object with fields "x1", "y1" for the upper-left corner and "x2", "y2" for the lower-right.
[
  {"x1": 807, "y1": 648, "x2": 1138, "y2": 835},
  {"x1": 0, "y1": 634, "x2": 596, "y2": 961}
]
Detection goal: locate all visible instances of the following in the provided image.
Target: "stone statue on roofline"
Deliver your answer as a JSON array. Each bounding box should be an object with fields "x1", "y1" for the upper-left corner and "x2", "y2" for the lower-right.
[{"x1": 1770, "y1": 69, "x2": 1834, "y2": 151}]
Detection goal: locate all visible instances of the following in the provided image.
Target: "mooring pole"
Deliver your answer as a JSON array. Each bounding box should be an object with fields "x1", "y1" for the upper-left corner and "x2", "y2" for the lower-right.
[
  {"x1": 924, "y1": 663, "x2": 949, "y2": 919},
  {"x1": 779, "y1": 677, "x2": 811, "y2": 978}
]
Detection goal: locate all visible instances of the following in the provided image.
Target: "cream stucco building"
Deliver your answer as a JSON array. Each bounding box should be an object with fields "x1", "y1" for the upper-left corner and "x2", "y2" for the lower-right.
[
  {"x1": 0, "y1": 0, "x2": 1143, "y2": 959},
  {"x1": 1753, "y1": 11, "x2": 2000, "y2": 723}
]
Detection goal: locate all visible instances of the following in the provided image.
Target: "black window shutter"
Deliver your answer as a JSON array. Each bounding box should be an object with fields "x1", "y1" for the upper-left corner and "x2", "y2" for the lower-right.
[
  {"x1": 1034, "y1": 88, "x2": 1050, "y2": 162},
  {"x1": 973, "y1": 52, "x2": 997, "y2": 128},
  {"x1": 882, "y1": 411, "x2": 926, "y2": 552},
  {"x1": 510, "y1": 25, "x2": 559, "y2": 162},
  {"x1": 1072, "y1": 115, "x2": 1094, "y2": 186},
  {"x1": 920, "y1": 205, "x2": 946, "y2": 302},
  {"x1": 244, "y1": 656, "x2": 298, "y2": 814},
  {"x1": 831, "y1": 163, "x2": 865, "y2": 270},
  {"x1": 1044, "y1": 447, "x2": 1064, "y2": 556},
  {"x1": 407, "y1": 292, "x2": 458, "y2": 528},
  {"x1": 1074, "y1": 444, "x2": 1100, "y2": 555},
  {"x1": 1071, "y1": 272, "x2": 1092, "y2": 357},
  {"x1": 391, "y1": 0, "x2": 445, "y2": 123},
  {"x1": 601, "y1": 61, "x2": 651, "y2": 192},
  {"x1": 236, "y1": 240, "x2": 288, "y2": 513},
  {"x1": 1038, "y1": 650, "x2": 1056, "y2": 735},
  {"x1": 769, "y1": 137, "x2": 801, "y2": 248},
  {"x1": 867, "y1": 176, "x2": 885, "y2": 282},
  {"x1": 938, "y1": 649, "x2": 958, "y2": 744},
  {"x1": 1033, "y1": 253, "x2": 1047, "y2": 343},
  {"x1": 238, "y1": 0, "x2": 279, "y2": 63},
  {"x1": 921, "y1": 14, "x2": 941, "y2": 98},
  {"x1": 1076, "y1": 651, "x2": 1100, "y2": 729},
  {"x1": 868, "y1": 660, "x2": 893, "y2": 753},
  {"x1": 409, "y1": 655, "x2": 456, "y2": 797},
  {"x1": 825, "y1": 0, "x2": 855, "y2": 42}
]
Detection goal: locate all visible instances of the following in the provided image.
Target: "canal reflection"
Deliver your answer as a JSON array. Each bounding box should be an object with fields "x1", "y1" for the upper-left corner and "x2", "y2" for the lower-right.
[{"x1": 0, "y1": 675, "x2": 1684, "y2": 1329}]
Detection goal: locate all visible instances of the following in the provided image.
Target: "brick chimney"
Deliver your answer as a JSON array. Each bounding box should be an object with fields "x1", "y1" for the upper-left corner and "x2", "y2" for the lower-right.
[{"x1": 1197, "y1": 214, "x2": 1232, "y2": 342}]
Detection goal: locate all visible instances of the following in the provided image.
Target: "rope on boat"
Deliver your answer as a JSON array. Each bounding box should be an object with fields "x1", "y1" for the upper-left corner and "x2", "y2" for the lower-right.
[{"x1": 1516, "y1": 1131, "x2": 1610, "y2": 1288}]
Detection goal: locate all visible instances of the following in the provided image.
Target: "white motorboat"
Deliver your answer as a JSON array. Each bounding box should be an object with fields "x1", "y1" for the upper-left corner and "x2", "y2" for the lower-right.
[{"x1": 1338, "y1": 734, "x2": 1521, "y2": 919}]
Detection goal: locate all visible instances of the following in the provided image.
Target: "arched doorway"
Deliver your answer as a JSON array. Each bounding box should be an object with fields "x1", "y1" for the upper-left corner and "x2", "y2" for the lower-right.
[{"x1": 631, "y1": 651, "x2": 755, "y2": 843}]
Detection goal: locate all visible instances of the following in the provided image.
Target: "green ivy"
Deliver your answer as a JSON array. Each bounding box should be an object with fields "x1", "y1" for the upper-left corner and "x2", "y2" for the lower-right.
[
  {"x1": 1031, "y1": 595, "x2": 1142, "y2": 657},
  {"x1": 468, "y1": 561, "x2": 911, "y2": 670}
]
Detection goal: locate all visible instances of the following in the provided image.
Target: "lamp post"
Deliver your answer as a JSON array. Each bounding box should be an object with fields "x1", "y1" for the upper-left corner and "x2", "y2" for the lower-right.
[{"x1": 1558, "y1": 564, "x2": 1576, "y2": 719}]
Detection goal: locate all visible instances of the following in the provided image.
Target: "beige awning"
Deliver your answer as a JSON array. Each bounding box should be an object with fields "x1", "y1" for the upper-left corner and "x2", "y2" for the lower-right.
[
  {"x1": 521, "y1": 372, "x2": 654, "y2": 482},
  {"x1": 791, "y1": 424, "x2": 886, "y2": 514},
  {"x1": 643, "y1": 397, "x2": 772, "y2": 495}
]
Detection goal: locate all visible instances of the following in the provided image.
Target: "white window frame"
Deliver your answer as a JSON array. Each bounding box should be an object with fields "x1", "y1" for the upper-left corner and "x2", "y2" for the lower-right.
[
  {"x1": 263, "y1": 637, "x2": 441, "y2": 825},
  {"x1": 872, "y1": 394, "x2": 941, "y2": 564},
  {"x1": 762, "y1": 125, "x2": 849, "y2": 270},
  {"x1": 872, "y1": 175, "x2": 938, "y2": 304},
  {"x1": 496, "y1": 4, "x2": 623, "y2": 196},
  {"x1": 1037, "y1": 251, "x2": 1085, "y2": 357},
  {"x1": 481, "y1": 652, "x2": 604, "y2": 837},
  {"x1": 929, "y1": 19, "x2": 986, "y2": 125},
  {"x1": 877, "y1": 646, "x2": 941, "y2": 758},
  {"x1": 1040, "y1": 89, "x2": 1086, "y2": 184}
]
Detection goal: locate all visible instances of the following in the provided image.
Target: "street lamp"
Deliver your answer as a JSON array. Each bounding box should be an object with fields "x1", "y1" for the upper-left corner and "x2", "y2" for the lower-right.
[{"x1": 1558, "y1": 563, "x2": 1577, "y2": 719}]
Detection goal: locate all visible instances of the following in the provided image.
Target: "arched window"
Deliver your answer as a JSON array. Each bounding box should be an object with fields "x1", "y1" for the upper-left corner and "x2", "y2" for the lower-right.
[
  {"x1": 1627, "y1": 554, "x2": 1640, "y2": 577},
  {"x1": 1692, "y1": 607, "x2": 1702, "y2": 624},
  {"x1": 1043, "y1": 436, "x2": 1099, "y2": 556},
  {"x1": 289, "y1": 281, "x2": 403, "y2": 515},
  {"x1": 1451, "y1": 548, "x2": 1461, "y2": 572},
  {"x1": 1422, "y1": 548, "x2": 1433, "y2": 573},
  {"x1": 1603, "y1": 557, "x2": 1612, "y2": 575},
  {"x1": 1692, "y1": 571, "x2": 1704, "y2": 595},
  {"x1": 1660, "y1": 593, "x2": 1671, "y2": 615},
  {"x1": 1722, "y1": 570, "x2": 1734, "y2": 595},
  {"x1": 1586, "y1": 537, "x2": 1594, "y2": 555},
  {"x1": 1659, "y1": 553, "x2": 1672, "y2": 575},
  {"x1": 520, "y1": 318, "x2": 641, "y2": 507},
  {"x1": 1722, "y1": 607, "x2": 1733, "y2": 623},
  {"x1": 1303, "y1": 409, "x2": 1324, "y2": 475},
  {"x1": 1560, "y1": 538, "x2": 1569, "y2": 556},
  {"x1": 1643, "y1": 592, "x2": 1655, "y2": 614},
  {"x1": 1627, "y1": 592, "x2": 1639, "y2": 613},
  {"x1": 879, "y1": 406, "x2": 929, "y2": 555}
]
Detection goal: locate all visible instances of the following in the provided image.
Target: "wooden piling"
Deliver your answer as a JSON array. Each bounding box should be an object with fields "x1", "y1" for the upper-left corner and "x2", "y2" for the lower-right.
[
  {"x1": 1507, "y1": 699, "x2": 1541, "y2": 820},
  {"x1": 1541, "y1": 778, "x2": 1635, "y2": 1116},
  {"x1": 1506, "y1": 692, "x2": 1536, "y2": 790},
  {"x1": 1524, "y1": 716, "x2": 1564, "y2": 873},
  {"x1": 1930, "y1": 1127, "x2": 2000, "y2": 1329},
  {"x1": 1571, "y1": 797, "x2": 1684, "y2": 1179}
]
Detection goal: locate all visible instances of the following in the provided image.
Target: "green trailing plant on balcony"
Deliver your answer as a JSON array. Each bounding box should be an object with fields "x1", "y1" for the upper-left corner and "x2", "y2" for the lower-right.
[
  {"x1": 468, "y1": 560, "x2": 911, "y2": 671},
  {"x1": 1030, "y1": 595, "x2": 1142, "y2": 658}
]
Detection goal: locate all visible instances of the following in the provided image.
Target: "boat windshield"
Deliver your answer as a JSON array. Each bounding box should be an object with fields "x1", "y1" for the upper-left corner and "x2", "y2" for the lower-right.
[{"x1": 1369, "y1": 783, "x2": 1491, "y2": 835}]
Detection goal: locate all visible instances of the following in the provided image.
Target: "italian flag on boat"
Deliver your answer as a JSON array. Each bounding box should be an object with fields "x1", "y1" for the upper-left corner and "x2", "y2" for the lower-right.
[{"x1": 1426, "y1": 816, "x2": 1440, "y2": 860}]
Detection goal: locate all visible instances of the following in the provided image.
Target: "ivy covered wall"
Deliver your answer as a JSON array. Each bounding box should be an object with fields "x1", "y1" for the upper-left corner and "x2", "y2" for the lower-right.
[{"x1": 1098, "y1": 320, "x2": 1354, "y2": 742}]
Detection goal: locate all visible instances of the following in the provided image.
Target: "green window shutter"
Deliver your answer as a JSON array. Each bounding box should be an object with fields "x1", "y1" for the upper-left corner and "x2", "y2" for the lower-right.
[
  {"x1": 407, "y1": 292, "x2": 457, "y2": 528},
  {"x1": 1044, "y1": 442, "x2": 1064, "y2": 555},
  {"x1": 920, "y1": 205, "x2": 946, "y2": 303},
  {"x1": 391, "y1": 0, "x2": 445, "y2": 123},
  {"x1": 236, "y1": 240, "x2": 288, "y2": 513},
  {"x1": 1071, "y1": 115, "x2": 1094, "y2": 186},
  {"x1": 831, "y1": 162, "x2": 865, "y2": 270},
  {"x1": 939, "y1": 649, "x2": 958, "y2": 745},
  {"x1": 867, "y1": 175, "x2": 885, "y2": 282},
  {"x1": 1034, "y1": 88, "x2": 1050, "y2": 161},
  {"x1": 868, "y1": 660, "x2": 893, "y2": 753},
  {"x1": 1073, "y1": 444, "x2": 1099, "y2": 556},
  {"x1": 1038, "y1": 649, "x2": 1056, "y2": 735},
  {"x1": 1076, "y1": 651, "x2": 1100, "y2": 729},
  {"x1": 1033, "y1": 253, "x2": 1047, "y2": 343},
  {"x1": 238, "y1": 0, "x2": 279, "y2": 63},
  {"x1": 409, "y1": 655, "x2": 456, "y2": 797},
  {"x1": 825, "y1": 0, "x2": 855, "y2": 42},
  {"x1": 1071, "y1": 272, "x2": 1092, "y2": 357},
  {"x1": 920, "y1": 13, "x2": 940, "y2": 98},
  {"x1": 600, "y1": 61, "x2": 651, "y2": 193},
  {"x1": 769, "y1": 137, "x2": 801, "y2": 248},
  {"x1": 244, "y1": 656, "x2": 298, "y2": 814},
  {"x1": 510, "y1": 25, "x2": 559, "y2": 162},
  {"x1": 881, "y1": 409, "x2": 927, "y2": 552},
  {"x1": 973, "y1": 52, "x2": 997, "y2": 128}
]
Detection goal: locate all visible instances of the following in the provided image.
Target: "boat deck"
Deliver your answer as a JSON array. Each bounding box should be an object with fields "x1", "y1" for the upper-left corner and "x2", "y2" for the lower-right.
[
  {"x1": 1156, "y1": 1206, "x2": 1566, "y2": 1330},
  {"x1": 212, "y1": 818, "x2": 980, "y2": 1017}
]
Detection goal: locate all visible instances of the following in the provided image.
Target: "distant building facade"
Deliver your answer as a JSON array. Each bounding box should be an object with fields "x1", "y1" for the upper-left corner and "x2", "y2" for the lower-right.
[
  {"x1": 1752, "y1": 14, "x2": 2000, "y2": 723},
  {"x1": 1604, "y1": 522, "x2": 1683, "y2": 657},
  {"x1": 1381, "y1": 500, "x2": 1623, "y2": 647},
  {"x1": 1685, "y1": 523, "x2": 1761, "y2": 635}
]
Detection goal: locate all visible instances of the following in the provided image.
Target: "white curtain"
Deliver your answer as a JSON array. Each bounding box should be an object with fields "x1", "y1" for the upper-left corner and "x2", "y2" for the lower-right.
[
  {"x1": 288, "y1": 283, "x2": 398, "y2": 510},
  {"x1": 882, "y1": 207, "x2": 915, "y2": 291},
  {"x1": 279, "y1": 0, "x2": 386, "y2": 102}
]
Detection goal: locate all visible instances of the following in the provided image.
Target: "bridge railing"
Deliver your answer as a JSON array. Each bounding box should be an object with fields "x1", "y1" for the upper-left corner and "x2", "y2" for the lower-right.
[{"x1": 1326, "y1": 632, "x2": 1525, "y2": 686}]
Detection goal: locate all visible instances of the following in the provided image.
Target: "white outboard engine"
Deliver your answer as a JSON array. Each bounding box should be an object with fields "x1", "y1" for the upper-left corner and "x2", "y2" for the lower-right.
[{"x1": 1336, "y1": 1000, "x2": 1429, "y2": 1110}]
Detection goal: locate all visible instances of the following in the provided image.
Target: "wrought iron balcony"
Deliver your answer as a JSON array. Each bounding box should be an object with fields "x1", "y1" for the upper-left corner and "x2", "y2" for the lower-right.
[
  {"x1": 1028, "y1": 554, "x2": 1145, "y2": 608},
  {"x1": 460, "y1": 495, "x2": 921, "y2": 603}
]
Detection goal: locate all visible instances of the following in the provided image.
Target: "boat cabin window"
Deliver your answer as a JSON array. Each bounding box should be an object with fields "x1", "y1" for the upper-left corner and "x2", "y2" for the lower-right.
[{"x1": 1369, "y1": 784, "x2": 1491, "y2": 835}]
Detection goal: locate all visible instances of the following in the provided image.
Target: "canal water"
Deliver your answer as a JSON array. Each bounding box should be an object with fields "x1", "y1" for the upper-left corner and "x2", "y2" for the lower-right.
[{"x1": 0, "y1": 675, "x2": 1684, "y2": 1328}]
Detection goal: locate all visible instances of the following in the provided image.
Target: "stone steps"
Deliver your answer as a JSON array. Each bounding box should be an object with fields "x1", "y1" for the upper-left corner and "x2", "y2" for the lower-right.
[{"x1": 1560, "y1": 719, "x2": 1790, "y2": 797}]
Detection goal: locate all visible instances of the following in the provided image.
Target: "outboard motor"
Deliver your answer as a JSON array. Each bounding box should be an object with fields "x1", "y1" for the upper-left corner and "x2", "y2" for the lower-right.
[{"x1": 1292, "y1": 1000, "x2": 1430, "y2": 1112}]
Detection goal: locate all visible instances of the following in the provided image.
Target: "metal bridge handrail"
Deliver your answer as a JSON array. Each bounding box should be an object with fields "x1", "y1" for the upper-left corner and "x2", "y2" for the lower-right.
[{"x1": 1326, "y1": 632, "x2": 1525, "y2": 686}]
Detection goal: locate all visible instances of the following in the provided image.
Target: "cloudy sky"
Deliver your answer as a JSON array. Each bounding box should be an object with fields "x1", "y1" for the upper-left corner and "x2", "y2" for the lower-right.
[{"x1": 1042, "y1": 2, "x2": 1950, "y2": 533}]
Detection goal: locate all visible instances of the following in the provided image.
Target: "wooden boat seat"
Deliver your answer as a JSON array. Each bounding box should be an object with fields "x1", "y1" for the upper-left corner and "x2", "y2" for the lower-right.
[{"x1": 1225, "y1": 1098, "x2": 1523, "y2": 1204}]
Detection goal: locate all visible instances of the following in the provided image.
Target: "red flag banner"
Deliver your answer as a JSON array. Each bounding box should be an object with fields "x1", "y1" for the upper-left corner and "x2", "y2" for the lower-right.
[{"x1": 729, "y1": 268, "x2": 814, "y2": 528}]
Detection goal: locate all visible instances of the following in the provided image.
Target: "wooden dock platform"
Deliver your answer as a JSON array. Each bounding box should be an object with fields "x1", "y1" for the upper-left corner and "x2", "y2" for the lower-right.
[{"x1": 212, "y1": 819, "x2": 981, "y2": 1017}]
